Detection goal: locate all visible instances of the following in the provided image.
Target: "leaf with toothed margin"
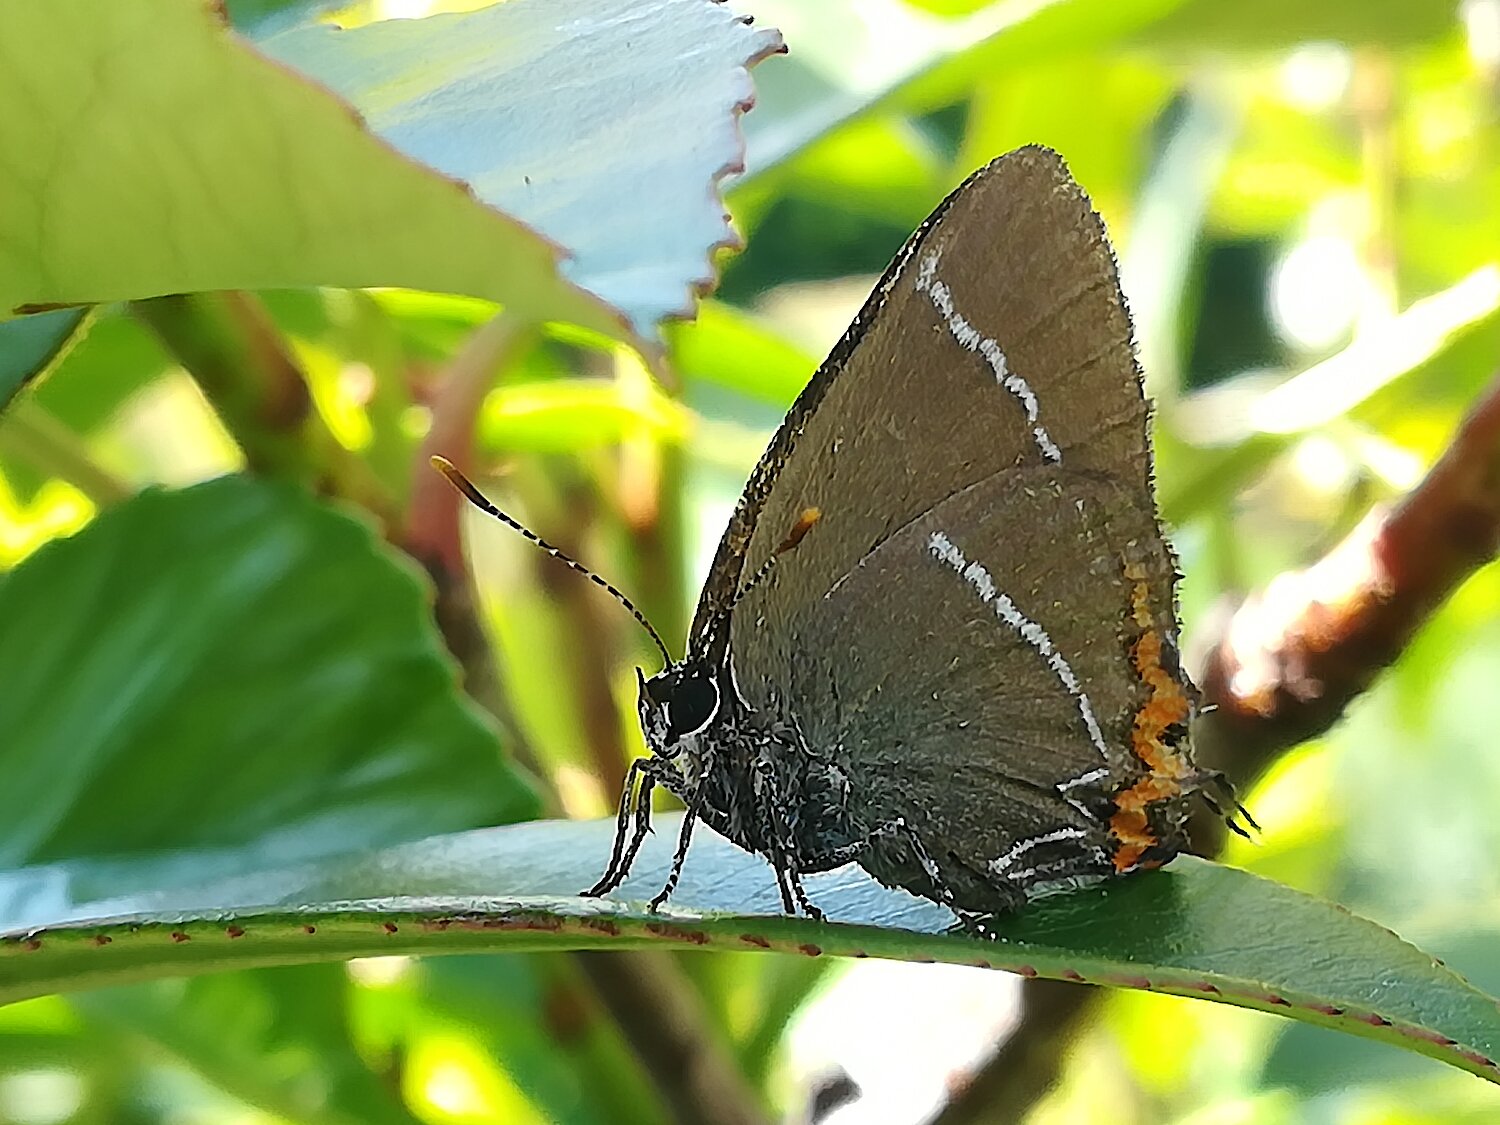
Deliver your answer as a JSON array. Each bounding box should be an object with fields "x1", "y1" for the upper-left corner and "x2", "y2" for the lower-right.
[
  {"x1": 254, "y1": 0, "x2": 785, "y2": 338},
  {"x1": 1, "y1": 0, "x2": 781, "y2": 341},
  {"x1": 2, "y1": 814, "x2": 1499, "y2": 1085}
]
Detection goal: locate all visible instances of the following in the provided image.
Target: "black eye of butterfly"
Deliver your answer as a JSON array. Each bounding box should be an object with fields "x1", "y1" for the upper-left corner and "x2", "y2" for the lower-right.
[{"x1": 663, "y1": 674, "x2": 718, "y2": 739}]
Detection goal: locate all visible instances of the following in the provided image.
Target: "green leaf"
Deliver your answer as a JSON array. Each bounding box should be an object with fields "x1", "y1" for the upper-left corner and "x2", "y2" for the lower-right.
[
  {"x1": 0, "y1": 0, "x2": 620, "y2": 338},
  {"x1": 479, "y1": 380, "x2": 691, "y2": 454},
  {"x1": 900, "y1": 0, "x2": 997, "y2": 14},
  {"x1": 741, "y1": 0, "x2": 1190, "y2": 178},
  {"x1": 0, "y1": 475, "x2": 537, "y2": 873},
  {"x1": 0, "y1": 474, "x2": 548, "y2": 1124},
  {"x1": 255, "y1": 0, "x2": 783, "y2": 337},
  {"x1": 0, "y1": 476, "x2": 542, "y2": 1121},
  {"x1": 416, "y1": 956, "x2": 664, "y2": 1125},
  {"x1": 0, "y1": 311, "x2": 90, "y2": 413},
  {"x1": 3, "y1": 816, "x2": 1497, "y2": 1085},
  {"x1": 667, "y1": 300, "x2": 817, "y2": 407},
  {"x1": 76, "y1": 968, "x2": 425, "y2": 1125},
  {"x1": 1134, "y1": 0, "x2": 1458, "y2": 46}
]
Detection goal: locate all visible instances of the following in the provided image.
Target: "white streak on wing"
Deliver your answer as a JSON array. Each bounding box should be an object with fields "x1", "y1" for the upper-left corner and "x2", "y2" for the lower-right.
[
  {"x1": 1006, "y1": 854, "x2": 1107, "y2": 886},
  {"x1": 896, "y1": 817, "x2": 944, "y2": 884},
  {"x1": 928, "y1": 530, "x2": 1109, "y2": 761},
  {"x1": 914, "y1": 250, "x2": 1062, "y2": 463},
  {"x1": 1057, "y1": 766, "x2": 1109, "y2": 791},
  {"x1": 989, "y1": 826, "x2": 1087, "y2": 874}
]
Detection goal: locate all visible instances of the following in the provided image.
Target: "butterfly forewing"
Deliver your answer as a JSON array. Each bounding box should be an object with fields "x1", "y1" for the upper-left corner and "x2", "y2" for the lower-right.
[
  {"x1": 693, "y1": 146, "x2": 1160, "y2": 642},
  {"x1": 690, "y1": 146, "x2": 1197, "y2": 911}
]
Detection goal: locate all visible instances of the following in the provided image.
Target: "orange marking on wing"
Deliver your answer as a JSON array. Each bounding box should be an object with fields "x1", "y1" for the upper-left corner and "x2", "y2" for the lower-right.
[
  {"x1": 776, "y1": 507, "x2": 821, "y2": 554},
  {"x1": 1109, "y1": 561, "x2": 1196, "y2": 873}
]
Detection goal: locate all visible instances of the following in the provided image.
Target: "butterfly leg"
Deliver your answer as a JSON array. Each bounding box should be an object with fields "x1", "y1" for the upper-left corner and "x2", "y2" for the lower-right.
[
  {"x1": 649, "y1": 791, "x2": 704, "y2": 910},
  {"x1": 607, "y1": 769, "x2": 661, "y2": 894},
  {"x1": 583, "y1": 759, "x2": 657, "y2": 897},
  {"x1": 1195, "y1": 768, "x2": 1259, "y2": 839},
  {"x1": 750, "y1": 747, "x2": 828, "y2": 919},
  {"x1": 779, "y1": 836, "x2": 874, "y2": 918},
  {"x1": 584, "y1": 756, "x2": 649, "y2": 895},
  {"x1": 765, "y1": 793, "x2": 824, "y2": 918},
  {"x1": 770, "y1": 863, "x2": 798, "y2": 915},
  {"x1": 788, "y1": 868, "x2": 825, "y2": 920},
  {"x1": 889, "y1": 818, "x2": 960, "y2": 910},
  {"x1": 764, "y1": 822, "x2": 822, "y2": 919}
]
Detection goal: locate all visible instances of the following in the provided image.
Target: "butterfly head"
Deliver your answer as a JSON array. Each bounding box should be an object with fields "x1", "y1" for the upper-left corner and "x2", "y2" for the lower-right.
[{"x1": 637, "y1": 663, "x2": 721, "y2": 761}]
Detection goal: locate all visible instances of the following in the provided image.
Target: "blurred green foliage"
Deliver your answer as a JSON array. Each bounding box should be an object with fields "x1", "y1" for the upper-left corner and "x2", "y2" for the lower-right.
[{"x1": 2, "y1": 0, "x2": 1500, "y2": 1122}]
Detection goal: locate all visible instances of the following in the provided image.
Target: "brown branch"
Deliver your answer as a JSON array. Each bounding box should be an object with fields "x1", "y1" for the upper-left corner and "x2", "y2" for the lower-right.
[
  {"x1": 132, "y1": 292, "x2": 397, "y2": 530},
  {"x1": 538, "y1": 468, "x2": 767, "y2": 1125},
  {"x1": 1191, "y1": 369, "x2": 1500, "y2": 807},
  {"x1": 402, "y1": 313, "x2": 551, "y2": 797},
  {"x1": 932, "y1": 981, "x2": 1096, "y2": 1125},
  {"x1": 407, "y1": 316, "x2": 532, "y2": 581},
  {"x1": 545, "y1": 358, "x2": 773, "y2": 1124},
  {"x1": 531, "y1": 474, "x2": 632, "y2": 802},
  {"x1": 573, "y1": 951, "x2": 771, "y2": 1125},
  {"x1": 933, "y1": 371, "x2": 1500, "y2": 1123}
]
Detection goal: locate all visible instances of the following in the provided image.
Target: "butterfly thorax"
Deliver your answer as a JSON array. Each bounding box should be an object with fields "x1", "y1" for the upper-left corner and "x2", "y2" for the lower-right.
[{"x1": 637, "y1": 655, "x2": 863, "y2": 874}]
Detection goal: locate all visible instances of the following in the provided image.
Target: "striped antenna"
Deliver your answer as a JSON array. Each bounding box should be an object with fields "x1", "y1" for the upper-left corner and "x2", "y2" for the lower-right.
[{"x1": 430, "y1": 456, "x2": 672, "y2": 668}]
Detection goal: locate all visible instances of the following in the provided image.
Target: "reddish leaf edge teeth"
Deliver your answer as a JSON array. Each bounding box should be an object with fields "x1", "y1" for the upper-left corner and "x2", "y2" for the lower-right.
[{"x1": 4, "y1": 910, "x2": 1495, "y2": 1080}]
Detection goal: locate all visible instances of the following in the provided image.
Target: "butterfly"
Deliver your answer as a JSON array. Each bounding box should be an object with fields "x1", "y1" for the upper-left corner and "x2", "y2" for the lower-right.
[{"x1": 439, "y1": 145, "x2": 1250, "y2": 923}]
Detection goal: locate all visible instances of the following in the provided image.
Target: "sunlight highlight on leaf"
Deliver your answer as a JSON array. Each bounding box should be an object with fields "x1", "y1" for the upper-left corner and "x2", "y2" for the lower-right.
[{"x1": 0, "y1": 478, "x2": 93, "y2": 567}]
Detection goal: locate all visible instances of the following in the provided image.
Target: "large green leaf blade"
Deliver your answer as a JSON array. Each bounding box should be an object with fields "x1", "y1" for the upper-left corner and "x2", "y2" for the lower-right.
[
  {"x1": 0, "y1": 475, "x2": 537, "y2": 872},
  {"x1": 0, "y1": 474, "x2": 546, "y2": 1124},
  {"x1": 3, "y1": 816, "x2": 1497, "y2": 1084},
  {"x1": 76, "y1": 968, "x2": 426, "y2": 1125},
  {"x1": 1134, "y1": 0, "x2": 1457, "y2": 46},
  {"x1": 0, "y1": 0, "x2": 621, "y2": 336}
]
